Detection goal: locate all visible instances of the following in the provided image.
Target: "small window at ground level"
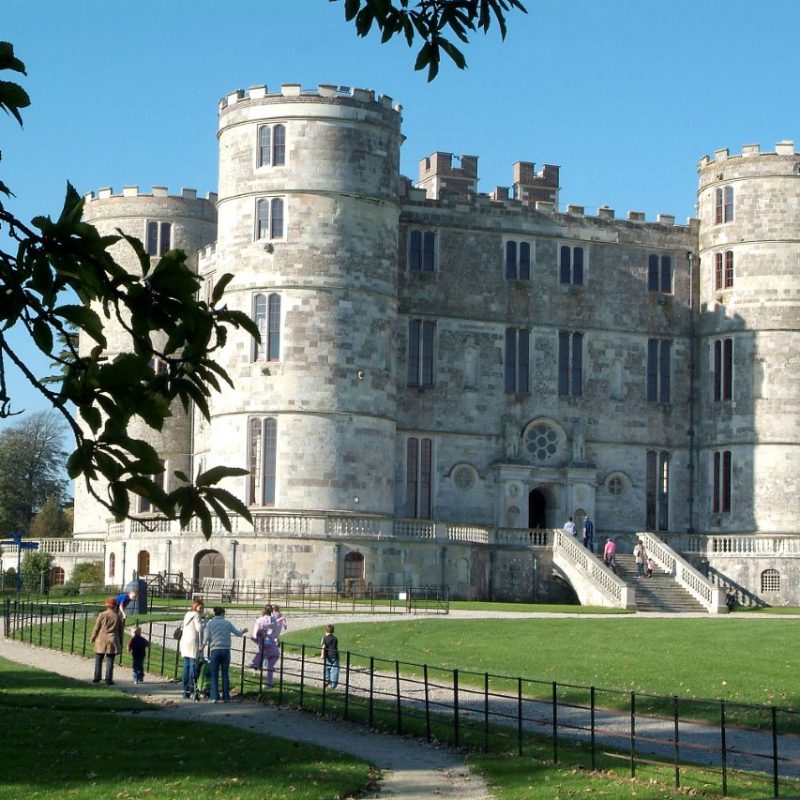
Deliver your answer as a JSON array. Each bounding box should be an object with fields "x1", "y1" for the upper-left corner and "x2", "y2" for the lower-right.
[{"x1": 761, "y1": 568, "x2": 780, "y2": 592}]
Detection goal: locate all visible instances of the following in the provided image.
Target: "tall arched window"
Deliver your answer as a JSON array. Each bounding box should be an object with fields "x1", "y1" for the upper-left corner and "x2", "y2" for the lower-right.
[
  {"x1": 248, "y1": 417, "x2": 277, "y2": 505},
  {"x1": 137, "y1": 550, "x2": 150, "y2": 576},
  {"x1": 257, "y1": 123, "x2": 286, "y2": 167},
  {"x1": 252, "y1": 293, "x2": 281, "y2": 362}
]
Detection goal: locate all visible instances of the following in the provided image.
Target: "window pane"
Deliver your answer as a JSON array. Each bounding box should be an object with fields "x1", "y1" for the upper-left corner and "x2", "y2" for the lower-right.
[
  {"x1": 518, "y1": 329, "x2": 529, "y2": 394},
  {"x1": 660, "y1": 255, "x2": 672, "y2": 293},
  {"x1": 421, "y1": 321, "x2": 435, "y2": 386},
  {"x1": 722, "y1": 450, "x2": 732, "y2": 512},
  {"x1": 560, "y1": 245, "x2": 571, "y2": 284},
  {"x1": 249, "y1": 418, "x2": 263, "y2": 504},
  {"x1": 715, "y1": 188, "x2": 723, "y2": 225},
  {"x1": 659, "y1": 340, "x2": 671, "y2": 403},
  {"x1": 571, "y1": 332, "x2": 583, "y2": 397},
  {"x1": 712, "y1": 451, "x2": 721, "y2": 513},
  {"x1": 253, "y1": 293, "x2": 267, "y2": 361},
  {"x1": 713, "y1": 340, "x2": 722, "y2": 401},
  {"x1": 159, "y1": 222, "x2": 171, "y2": 255},
  {"x1": 723, "y1": 338, "x2": 733, "y2": 400},
  {"x1": 573, "y1": 247, "x2": 584, "y2": 285},
  {"x1": 406, "y1": 438, "x2": 418, "y2": 517},
  {"x1": 263, "y1": 418, "x2": 277, "y2": 505},
  {"x1": 419, "y1": 438, "x2": 432, "y2": 518},
  {"x1": 270, "y1": 198, "x2": 284, "y2": 238},
  {"x1": 407, "y1": 320, "x2": 420, "y2": 385},
  {"x1": 519, "y1": 242, "x2": 531, "y2": 281},
  {"x1": 505, "y1": 241, "x2": 517, "y2": 281},
  {"x1": 648, "y1": 255, "x2": 659, "y2": 292},
  {"x1": 647, "y1": 339, "x2": 658, "y2": 401},
  {"x1": 409, "y1": 230, "x2": 421, "y2": 271},
  {"x1": 724, "y1": 251, "x2": 734, "y2": 288},
  {"x1": 257, "y1": 199, "x2": 270, "y2": 239},
  {"x1": 259, "y1": 125, "x2": 271, "y2": 167},
  {"x1": 724, "y1": 186, "x2": 734, "y2": 222},
  {"x1": 146, "y1": 221, "x2": 159, "y2": 256},
  {"x1": 715, "y1": 253, "x2": 723, "y2": 291},
  {"x1": 267, "y1": 294, "x2": 281, "y2": 361},
  {"x1": 558, "y1": 332, "x2": 570, "y2": 395},
  {"x1": 504, "y1": 327, "x2": 516, "y2": 393},
  {"x1": 645, "y1": 450, "x2": 657, "y2": 530},
  {"x1": 423, "y1": 232, "x2": 436, "y2": 271},
  {"x1": 273, "y1": 124, "x2": 286, "y2": 165},
  {"x1": 658, "y1": 452, "x2": 669, "y2": 530}
]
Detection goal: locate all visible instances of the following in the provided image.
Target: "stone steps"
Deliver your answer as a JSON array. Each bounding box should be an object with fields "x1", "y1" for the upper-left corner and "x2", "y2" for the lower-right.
[{"x1": 613, "y1": 555, "x2": 708, "y2": 613}]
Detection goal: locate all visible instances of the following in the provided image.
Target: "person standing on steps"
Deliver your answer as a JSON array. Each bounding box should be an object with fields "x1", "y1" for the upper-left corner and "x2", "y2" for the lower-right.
[
  {"x1": 603, "y1": 537, "x2": 618, "y2": 574},
  {"x1": 582, "y1": 515, "x2": 594, "y2": 552},
  {"x1": 564, "y1": 516, "x2": 577, "y2": 537},
  {"x1": 90, "y1": 597, "x2": 124, "y2": 685},
  {"x1": 633, "y1": 539, "x2": 647, "y2": 578},
  {"x1": 321, "y1": 624, "x2": 340, "y2": 690},
  {"x1": 204, "y1": 607, "x2": 247, "y2": 703}
]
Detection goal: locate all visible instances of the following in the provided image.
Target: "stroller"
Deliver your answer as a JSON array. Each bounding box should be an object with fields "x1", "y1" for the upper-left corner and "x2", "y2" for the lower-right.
[{"x1": 192, "y1": 649, "x2": 210, "y2": 701}]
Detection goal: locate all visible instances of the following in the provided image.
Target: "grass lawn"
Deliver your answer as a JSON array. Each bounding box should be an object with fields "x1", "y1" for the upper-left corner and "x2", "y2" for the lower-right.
[
  {"x1": 0, "y1": 657, "x2": 372, "y2": 800},
  {"x1": 286, "y1": 616, "x2": 798, "y2": 709}
]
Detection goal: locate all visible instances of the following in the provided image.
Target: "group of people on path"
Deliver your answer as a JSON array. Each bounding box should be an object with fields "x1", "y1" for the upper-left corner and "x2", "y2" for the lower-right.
[
  {"x1": 564, "y1": 516, "x2": 657, "y2": 579},
  {"x1": 89, "y1": 590, "x2": 144, "y2": 685}
]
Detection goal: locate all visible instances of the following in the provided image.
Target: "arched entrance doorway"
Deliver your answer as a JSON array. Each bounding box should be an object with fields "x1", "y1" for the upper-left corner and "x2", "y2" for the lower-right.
[
  {"x1": 528, "y1": 489, "x2": 547, "y2": 528},
  {"x1": 194, "y1": 550, "x2": 225, "y2": 587}
]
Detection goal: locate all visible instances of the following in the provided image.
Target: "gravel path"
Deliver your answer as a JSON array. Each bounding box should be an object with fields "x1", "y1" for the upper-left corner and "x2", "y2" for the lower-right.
[{"x1": 0, "y1": 633, "x2": 491, "y2": 800}]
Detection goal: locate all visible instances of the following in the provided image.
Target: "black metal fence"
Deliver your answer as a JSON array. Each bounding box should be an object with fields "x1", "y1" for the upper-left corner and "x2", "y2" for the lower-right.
[{"x1": 5, "y1": 599, "x2": 800, "y2": 798}]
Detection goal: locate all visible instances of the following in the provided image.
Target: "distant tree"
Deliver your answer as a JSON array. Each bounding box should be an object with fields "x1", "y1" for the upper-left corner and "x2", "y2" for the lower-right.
[
  {"x1": 20, "y1": 550, "x2": 54, "y2": 592},
  {"x1": 0, "y1": 44, "x2": 256, "y2": 538},
  {"x1": 27, "y1": 495, "x2": 72, "y2": 538},
  {"x1": 0, "y1": 412, "x2": 67, "y2": 535},
  {"x1": 333, "y1": 0, "x2": 527, "y2": 79}
]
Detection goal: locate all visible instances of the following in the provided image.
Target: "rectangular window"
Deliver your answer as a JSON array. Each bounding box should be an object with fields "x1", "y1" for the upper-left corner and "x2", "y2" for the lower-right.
[
  {"x1": 504, "y1": 328, "x2": 529, "y2": 393},
  {"x1": 559, "y1": 244, "x2": 584, "y2": 286},
  {"x1": 248, "y1": 417, "x2": 277, "y2": 505},
  {"x1": 257, "y1": 123, "x2": 286, "y2": 167},
  {"x1": 715, "y1": 251, "x2": 734, "y2": 290},
  {"x1": 256, "y1": 197, "x2": 285, "y2": 240},
  {"x1": 646, "y1": 339, "x2": 671, "y2": 403},
  {"x1": 252, "y1": 293, "x2": 281, "y2": 362},
  {"x1": 558, "y1": 331, "x2": 583, "y2": 396},
  {"x1": 648, "y1": 254, "x2": 672, "y2": 293},
  {"x1": 715, "y1": 186, "x2": 734, "y2": 224},
  {"x1": 646, "y1": 450, "x2": 670, "y2": 531},
  {"x1": 408, "y1": 230, "x2": 436, "y2": 272},
  {"x1": 724, "y1": 251, "x2": 734, "y2": 288},
  {"x1": 505, "y1": 240, "x2": 532, "y2": 281},
  {"x1": 712, "y1": 449, "x2": 732, "y2": 513},
  {"x1": 406, "y1": 437, "x2": 433, "y2": 519},
  {"x1": 713, "y1": 337, "x2": 734, "y2": 401},
  {"x1": 408, "y1": 319, "x2": 436, "y2": 387},
  {"x1": 145, "y1": 221, "x2": 172, "y2": 257}
]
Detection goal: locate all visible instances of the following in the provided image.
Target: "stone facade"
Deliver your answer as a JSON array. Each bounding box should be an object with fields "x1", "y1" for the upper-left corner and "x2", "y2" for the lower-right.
[{"x1": 73, "y1": 85, "x2": 800, "y2": 604}]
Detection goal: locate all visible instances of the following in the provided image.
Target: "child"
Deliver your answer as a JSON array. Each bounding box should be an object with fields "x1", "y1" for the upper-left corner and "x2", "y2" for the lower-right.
[
  {"x1": 646, "y1": 557, "x2": 655, "y2": 578},
  {"x1": 127, "y1": 625, "x2": 150, "y2": 684},
  {"x1": 320, "y1": 624, "x2": 339, "y2": 690}
]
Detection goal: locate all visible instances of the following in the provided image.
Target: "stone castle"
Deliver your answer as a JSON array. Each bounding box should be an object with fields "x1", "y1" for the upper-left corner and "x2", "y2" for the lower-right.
[{"x1": 63, "y1": 84, "x2": 799, "y2": 607}]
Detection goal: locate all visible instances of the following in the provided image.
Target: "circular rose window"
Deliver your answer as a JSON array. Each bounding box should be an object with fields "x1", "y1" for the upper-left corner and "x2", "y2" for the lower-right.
[
  {"x1": 524, "y1": 423, "x2": 559, "y2": 463},
  {"x1": 453, "y1": 465, "x2": 475, "y2": 490}
]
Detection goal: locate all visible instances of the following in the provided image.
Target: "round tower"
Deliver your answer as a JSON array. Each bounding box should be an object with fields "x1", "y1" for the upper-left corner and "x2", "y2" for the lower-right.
[
  {"x1": 696, "y1": 140, "x2": 800, "y2": 534},
  {"x1": 207, "y1": 84, "x2": 403, "y2": 515},
  {"x1": 75, "y1": 188, "x2": 217, "y2": 536}
]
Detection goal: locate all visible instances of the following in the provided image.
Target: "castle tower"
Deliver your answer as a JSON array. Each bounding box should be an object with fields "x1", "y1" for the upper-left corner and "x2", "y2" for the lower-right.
[
  {"x1": 203, "y1": 84, "x2": 403, "y2": 515},
  {"x1": 76, "y1": 187, "x2": 217, "y2": 536},
  {"x1": 696, "y1": 141, "x2": 800, "y2": 534}
]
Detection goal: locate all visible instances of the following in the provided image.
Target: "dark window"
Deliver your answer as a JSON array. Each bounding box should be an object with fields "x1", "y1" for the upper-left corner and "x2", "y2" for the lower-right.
[
  {"x1": 715, "y1": 186, "x2": 734, "y2": 224},
  {"x1": 724, "y1": 251, "x2": 734, "y2": 288},
  {"x1": 252, "y1": 293, "x2": 281, "y2": 362},
  {"x1": 505, "y1": 241, "x2": 531, "y2": 281},
  {"x1": 648, "y1": 254, "x2": 672, "y2": 293},
  {"x1": 713, "y1": 338, "x2": 733, "y2": 401},
  {"x1": 560, "y1": 244, "x2": 585, "y2": 286},
  {"x1": 146, "y1": 221, "x2": 172, "y2": 257},
  {"x1": 406, "y1": 437, "x2": 433, "y2": 519},
  {"x1": 646, "y1": 450, "x2": 670, "y2": 531},
  {"x1": 504, "y1": 328, "x2": 529, "y2": 394},
  {"x1": 343, "y1": 552, "x2": 364, "y2": 581},
  {"x1": 558, "y1": 331, "x2": 583, "y2": 397},
  {"x1": 408, "y1": 319, "x2": 435, "y2": 387},
  {"x1": 715, "y1": 252, "x2": 723, "y2": 290},
  {"x1": 258, "y1": 123, "x2": 286, "y2": 167},
  {"x1": 712, "y1": 449, "x2": 732, "y2": 513},
  {"x1": 256, "y1": 198, "x2": 284, "y2": 240},
  {"x1": 248, "y1": 417, "x2": 277, "y2": 505},
  {"x1": 715, "y1": 251, "x2": 734, "y2": 290},
  {"x1": 409, "y1": 230, "x2": 436, "y2": 272},
  {"x1": 647, "y1": 339, "x2": 671, "y2": 403}
]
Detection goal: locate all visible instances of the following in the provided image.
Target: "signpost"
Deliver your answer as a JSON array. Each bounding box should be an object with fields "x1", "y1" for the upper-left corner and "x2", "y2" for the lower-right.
[{"x1": 0, "y1": 533, "x2": 39, "y2": 597}]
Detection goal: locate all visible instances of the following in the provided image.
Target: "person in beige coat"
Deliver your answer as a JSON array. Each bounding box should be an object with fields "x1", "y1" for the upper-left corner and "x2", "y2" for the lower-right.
[{"x1": 91, "y1": 597, "x2": 124, "y2": 685}]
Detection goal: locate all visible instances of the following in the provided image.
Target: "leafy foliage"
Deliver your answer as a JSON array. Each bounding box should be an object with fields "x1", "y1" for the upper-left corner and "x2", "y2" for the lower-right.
[
  {"x1": 0, "y1": 412, "x2": 67, "y2": 536},
  {"x1": 28, "y1": 496, "x2": 72, "y2": 538},
  {"x1": 333, "y1": 0, "x2": 527, "y2": 80},
  {"x1": 0, "y1": 43, "x2": 257, "y2": 538}
]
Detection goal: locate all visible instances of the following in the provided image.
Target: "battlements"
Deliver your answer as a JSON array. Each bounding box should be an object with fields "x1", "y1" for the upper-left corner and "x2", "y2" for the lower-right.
[
  {"x1": 698, "y1": 140, "x2": 797, "y2": 168},
  {"x1": 218, "y1": 83, "x2": 402, "y2": 114},
  {"x1": 84, "y1": 186, "x2": 218, "y2": 204}
]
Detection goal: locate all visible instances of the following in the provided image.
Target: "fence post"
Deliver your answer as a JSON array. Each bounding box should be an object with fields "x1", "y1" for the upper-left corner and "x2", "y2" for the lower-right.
[
  {"x1": 590, "y1": 686, "x2": 596, "y2": 771},
  {"x1": 159, "y1": 622, "x2": 166, "y2": 675},
  {"x1": 369, "y1": 656, "x2": 375, "y2": 727},
  {"x1": 629, "y1": 691, "x2": 636, "y2": 778},
  {"x1": 395, "y1": 660, "x2": 402, "y2": 735},
  {"x1": 2, "y1": 597, "x2": 8, "y2": 636},
  {"x1": 453, "y1": 668, "x2": 460, "y2": 748},
  {"x1": 772, "y1": 705, "x2": 779, "y2": 799},
  {"x1": 38, "y1": 603, "x2": 44, "y2": 646},
  {"x1": 146, "y1": 621, "x2": 153, "y2": 672},
  {"x1": 552, "y1": 681, "x2": 558, "y2": 764},
  {"x1": 81, "y1": 608, "x2": 89, "y2": 656},
  {"x1": 344, "y1": 650, "x2": 350, "y2": 721},
  {"x1": 70, "y1": 609, "x2": 77, "y2": 654},
  {"x1": 673, "y1": 696, "x2": 680, "y2": 790},
  {"x1": 299, "y1": 644, "x2": 306, "y2": 708},
  {"x1": 239, "y1": 635, "x2": 246, "y2": 698},
  {"x1": 517, "y1": 677, "x2": 523, "y2": 757},
  {"x1": 483, "y1": 672, "x2": 490, "y2": 754},
  {"x1": 278, "y1": 646, "x2": 284, "y2": 704},
  {"x1": 424, "y1": 664, "x2": 431, "y2": 742},
  {"x1": 720, "y1": 700, "x2": 728, "y2": 797}
]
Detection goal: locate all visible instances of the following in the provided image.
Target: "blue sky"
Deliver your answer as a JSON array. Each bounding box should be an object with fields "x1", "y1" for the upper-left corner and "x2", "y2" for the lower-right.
[{"x1": 3, "y1": 0, "x2": 800, "y2": 428}]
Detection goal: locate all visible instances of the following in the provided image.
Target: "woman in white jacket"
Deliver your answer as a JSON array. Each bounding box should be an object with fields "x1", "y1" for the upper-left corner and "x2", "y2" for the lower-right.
[{"x1": 179, "y1": 599, "x2": 205, "y2": 698}]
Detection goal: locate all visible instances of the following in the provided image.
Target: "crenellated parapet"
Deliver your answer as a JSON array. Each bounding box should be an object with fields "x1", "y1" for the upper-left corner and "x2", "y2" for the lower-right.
[
  {"x1": 697, "y1": 140, "x2": 798, "y2": 189},
  {"x1": 84, "y1": 186, "x2": 217, "y2": 205}
]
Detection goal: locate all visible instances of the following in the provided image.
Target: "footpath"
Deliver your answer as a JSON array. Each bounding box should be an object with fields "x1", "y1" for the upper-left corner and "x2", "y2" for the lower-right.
[{"x1": 0, "y1": 634, "x2": 491, "y2": 800}]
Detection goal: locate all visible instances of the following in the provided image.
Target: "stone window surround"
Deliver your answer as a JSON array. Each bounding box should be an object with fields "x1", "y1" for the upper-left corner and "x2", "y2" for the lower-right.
[
  {"x1": 646, "y1": 338, "x2": 672, "y2": 404},
  {"x1": 406, "y1": 435, "x2": 434, "y2": 519},
  {"x1": 251, "y1": 291, "x2": 281, "y2": 363},
  {"x1": 256, "y1": 122, "x2": 287, "y2": 169},
  {"x1": 145, "y1": 219, "x2": 172, "y2": 257},
  {"x1": 647, "y1": 253, "x2": 673, "y2": 294},
  {"x1": 504, "y1": 327, "x2": 530, "y2": 394},
  {"x1": 248, "y1": 416, "x2": 277, "y2": 507},
  {"x1": 711, "y1": 449, "x2": 732, "y2": 514},
  {"x1": 558, "y1": 242, "x2": 587, "y2": 286},
  {"x1": 504, "y1": 237, "x2": 534, "y2": 281},
  {"x1": 714, "y1": 185, "x2": 734, "y2": 225},
  {"x1": 711, "y1": 336, "x2": 734, "y2": 402},
  {"x1": 255, "y1": 196, "x2": 286, "y2": 241},
  {"x1": 408, "y1": 228, "x2": 437, "y2": 272},
  {"x1": 558, "y1": 330, "x2": 584, "y2": 397},
  {"x1": 714, "y1": 250, "x2": 734, "y2": 291}
]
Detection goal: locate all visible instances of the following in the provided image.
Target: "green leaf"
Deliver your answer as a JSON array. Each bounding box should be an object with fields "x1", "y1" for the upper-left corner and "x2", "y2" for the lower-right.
[
  {"x1": 0, "y1": 79, "x2": 30, "y2": 126},
  {"x1": 196, "y1": 465, "x2": 249, "y2": 488},
  {"x1": 31, "y1": 319, "x2": 54, "y2": 355}
]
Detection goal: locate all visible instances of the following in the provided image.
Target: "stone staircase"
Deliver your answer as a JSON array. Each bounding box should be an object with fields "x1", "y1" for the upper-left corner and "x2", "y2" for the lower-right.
[{"x1": 613, "y1": 554, "x2": 708, "y2": 613}]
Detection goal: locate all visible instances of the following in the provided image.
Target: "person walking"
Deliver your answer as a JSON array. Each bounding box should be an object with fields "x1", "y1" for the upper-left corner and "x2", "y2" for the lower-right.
[
  {"x1": 179, "y1": 599, "x2": 205, "y2": 698},
  {"x1": 582, "y1": 515, "x2": 594, "y2": 551},
  {"x1": 633, "y1": 539, "x2": 646, "y2": 578},
  {"x1": 321, "y1": 624, "x2": 340, "y2": 689},
  {"x1": 564, "y1": 516, "x2": 577, "y2": 537},
  {"x1": 90, "y1": 597, "x2": 124, "y2": 685},
  {"x1": 250, "y1": 605, "x2": 281, "y2": 688},
  {"x1": 127, "y1": 625, "x2": 150, "y2": 683},
  {"x1": 204, "y1": 607, "x2": 247, "y2": 703},
  {"x1": 602, "y1": 538, "x2": 618, "y2": 574}
]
